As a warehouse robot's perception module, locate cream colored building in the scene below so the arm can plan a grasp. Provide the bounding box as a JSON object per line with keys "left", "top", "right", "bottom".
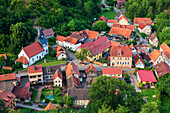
{"left": 53, "top": 70, "right": 62, "bottom": 87}
{"left": 102, "top": 68, "right": 123, "bottom": 78}
{"left": 119, "top": 15, "right": 130, "bottom": 25}
{"left": 138, "top": 23, "right": 151, "bottom": 35}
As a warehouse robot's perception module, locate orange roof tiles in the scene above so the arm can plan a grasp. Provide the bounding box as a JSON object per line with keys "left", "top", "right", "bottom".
{"left": 129, "top": 43, "right": 134, "bottom": 49}
{"left": 3, "top": 66, "right": 12, "bottom": 70}
{"left": 44, "top": 102, "right": 56, "bottom": 111}
{"left": 0, "top": 73, "right": 16, "bottom": 82}
{"left": 155, "top": 62, "right": 170, "bottom": 78}
{"left": 53, "top": 70, "right": 62, "bottom": 80}
{"left": 85, "top": 64, "right": 97, "bottom": 74}
{"left": 65, "top": 62, "right": 80, "bottom": 78}
{"left": 134, "top": 53, "right": 145, "bottom": 66}
{"left": 134, "top": 18, "right": 151, "bottom": 25}
{"left": 162, "top": 47, "right": 170, "bottom": 59}
{"left": 64, "top": 36, "right": 78, "bottom": 44}
{"left": 28, "top": 65, "right": 42, "bottom": 74}
{"left": 160, "top": 43, "right": 169, "bottom": 51}
{"left": 119, "top": 15, "right": 128, "bottom": 22}
{"left": 23, "top": 42, "right": 44, "bottom": 58}
{"left": 98, "top": 15, "right": 107, "bottom": 22}
{"left": 107, "top": 19, "right": 117, "bottom": 23}
{"left": 15, "top": 56, "right": 29, "bottom": 65}
{"left": 42, "top": 28, "right": 54, "bottom": 37}
{"left": 56, "top": 51, "right": 67, "bottom": 57}
{"left": 113, "top": 24, "right": 134, "bottom": 30}
{"left": 85, "top": 30, "right": 99, "bottom": 39}
{"left": 109, "top": 27, "right": 132, "bottom": 37}
{"left": 102, "top": 68, "right": 122, "bottom": 75}
{"left": 138, "top": 23, "right": 147, "bottom": 30}
{"left": 150, "top": 49, "right": 161, "bottom": 61}
{"left": 0, "top": 90, "right": 16, "bottom": 107}
{"left": 56, "top": 35, "right": 65, "bottom": 42}
{"left": 110, "top": 41, "right": 120, "bottom": 47}
{"left": 56, "top": 45, "right": 66, "bottom": 53}
{"left": 110, "top": 46, "right": 132, "bottom": 57}
{"left": 0, "top": 54, "right": 7, "bottom": 59}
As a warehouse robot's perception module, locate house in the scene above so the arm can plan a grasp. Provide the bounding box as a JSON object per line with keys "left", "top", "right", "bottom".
{"left": 110, "top": 46, "right": 132, "bottom": 68}
{"left": 102, "top": 68, "right": 122, "bottom": 78}
{"left": 28, "top": 65, "right": 43, "bottom": 84}
{"left": 114, "top": 12, "right": 122, "bottom": 20}
{"left": 85, "top": 64, "right": 97, "bottom": 85}
{"left": 118, "top": 15, "right": 130, "bottom": 25}
{"left": 109, "top": 27, "right": 133, "bottom": 40}
{"left": 16, "top": 29, "right": 48, "bottom": 68}
{"left": 110, "top": 40, "right": 121, "bottom": 47}
{"left": 138, "top": 23, "right": 151, "bottom": 35}
{"left": 0, "top": 90, "right": 16, "bottom": 111}
{"left": 53, "top": 70, "right": 63, "bottom": 87}
{"left": 98, "top": 15, "right": 107, "bottom": 23}
{"left": 134, "top": 45, "right": 150, "bottom": 53}
{"left": 160, "top": 43, "right": 169, "bottom": 52}
{"left": 143, "top": 53, "right": 153, "bottom": 67}
{"left": 42, "top": 65, "right": 61, "bottom": 83}
{"left": 0, "top": 73, "right": 16, "bottom": 91}
{"left": 85, "top": 30, "right": 100, "bottom": 40}
{"left": 69, "top": 30, "right": 88, "bottom": 42}
{"left": 134, "top": 53, "right": 145, "bottom": 68}
{"left": 56, "top": 35, "right": 65, "bottom": 46}
{"left": 56, "top": 45, "right": 67, "bottom": 60}
{"left": 137, "top": 70, "right": 157, "bottom": 87}
{"left": 66, "top": 62, "right": 81, "bottom": 88}
{"left": 134, "top": 18, "right": 151, "bottom": 25}
{"left": 44, "top": 102, "right": 56, "bottom": 111}
{"left": 63, "top": 36, "right": 81, "bottom": 51}
{"left": 42, "top": 28, "right": 55, "bottom": 39}
{"left": 67, "top": 89, "right": 89, "bottom": 106}
{"left": 154, "top": 62, "right": 170, "bottom": 78}
{"left": 116, "top": 0, "right": 126, "bottom": 8}
{"left": 12, "top": 86, "right": 32, "bottom": 102}
{"left": 162, "top": 47, "right": 170, "bottom": 66}
{"left": 107, "top": 19, "right": 117, "bottom": 27}
{"left": 149, "top": 32, "right": 159, "bottom": 47}
{"left": 112, "top": 24, "right": 134, "bottom": 30}
{"left": 129, "top": 44, "right": 138, "bottom": 56}
{"left": 150, "top": 49, "right": 164, "bottom": 65}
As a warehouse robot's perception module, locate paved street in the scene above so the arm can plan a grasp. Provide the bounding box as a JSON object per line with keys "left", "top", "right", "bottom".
{"left": 129, "top": 73, "right": 141, "bottom": 92}
{"left": 102, "top": 0, "right": 110, "bottom": 8}
{"left": 16, "top": 103, "right": 44, "bottom": 111}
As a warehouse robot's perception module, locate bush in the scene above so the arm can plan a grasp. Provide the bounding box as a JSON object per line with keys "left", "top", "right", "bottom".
{"left": 103, "top": 8, "right": 108, "bottom": 12}
{"left": 2, "top": 69, "right": 12, "bottom": 74}
{"left": 15, "top": 62, "right": 22, "bottom": 69}
{"left": 61, "top": 58, "right": 67, "bottom": 61}
{"left": 50, "top": 50, "right": 56, "bottom": 57}
{"left": 124, "top": 73, "right": 130, "bottom": 80}
{"left": 141, "top": 33, "right": 146, "bottom": 38}
{"left": 45, "top": 98, "right": 50, "bottom": 103}
{"left": 138, "top": 82, "right": 143, "bottom": 88}
{"left": 41, "top": 94, "right": 45, "bottom": 99}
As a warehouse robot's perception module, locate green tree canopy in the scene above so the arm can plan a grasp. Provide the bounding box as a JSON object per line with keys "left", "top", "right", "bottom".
{"left": 93, "top": 20, "right": 108, "bottom": 31}
{"left": 139, "top": 102, "right": 159, "bottom": 113}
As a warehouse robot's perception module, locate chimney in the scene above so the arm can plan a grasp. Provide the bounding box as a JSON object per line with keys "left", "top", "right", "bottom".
{"left": 38, "top": 27, "right": 41, "bottom": 37}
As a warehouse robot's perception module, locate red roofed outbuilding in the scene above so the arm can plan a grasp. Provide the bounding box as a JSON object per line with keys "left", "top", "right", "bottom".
{"left": 42, "top": 28, "right": 55, "bottom": 39}
{"left": 102, "top": 68, "right": 122, "bottom": 78}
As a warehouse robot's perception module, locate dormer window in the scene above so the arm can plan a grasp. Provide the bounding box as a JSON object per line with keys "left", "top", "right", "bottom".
{"left": 96, "top": 50, "right": 97, "bottom": 52}
{"left": 99, "top": 49, "right": 100, "bottom": 51}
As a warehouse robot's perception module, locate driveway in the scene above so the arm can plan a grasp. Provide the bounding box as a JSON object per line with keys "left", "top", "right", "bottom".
{"left": 16, "top": 103, "right": 44, "bottom": 111}
{"left": 102, "top": 0, "right": 110, "bottom": 8}
{"left": 129, "top": 73, "right": 141, "bottom": 92}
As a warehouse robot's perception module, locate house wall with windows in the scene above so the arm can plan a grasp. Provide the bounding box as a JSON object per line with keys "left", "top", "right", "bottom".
{"left": 103, "top": 74, "right": 122, "bottom": 78}
{"left": 53, "top": 77, "right": 62, "bottom": 87}
{"left": 87, "top": 52, "right": 102, "bottom": 61}
{"left": 63, "top": 41, "right": 81, "bottom": 51}
{"left": 45, "top": 34, "right": 54, "bottom": 39}
{"left": 74, "top": 100, "right": 89, "bottom": 106}
{"left": 138, "top": 26, "right": 151, "bottom": 35}
{"left": 119, "top": 18, "right": 130, "bottom": 25}
{"left": 153, "top": 56, "right": 164, "bottom": 65}
{"left": 29, "top": 72, "right": 43, "bottom": 84}
{"left": 110, "top": 56, "right": 132, "bottom": 68}
{"left": 56, "top": 40, "right": 64, "bottom": 46}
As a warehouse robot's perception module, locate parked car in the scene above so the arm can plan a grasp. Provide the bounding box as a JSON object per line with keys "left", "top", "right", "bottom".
{"left": 68, "top": 57, "right": 72, "bottom": 61}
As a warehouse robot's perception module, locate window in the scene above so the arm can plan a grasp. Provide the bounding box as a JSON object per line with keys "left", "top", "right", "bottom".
{"left": 38, "top": 75, "right": 41, "bottom": 77}
{"left": 46, "top": 76, "right": 48, "bottom": 78}
{"left": 38, "top": 79, "right": 41, "bottom": 81}
{"left": 118, "top": 75, "right": 120, "bottom": 76}
{"left": 125, "top": 62, "right": 126, "bottom": 65}
{"left": 32, "top": 58, "right": 34, "bottom": 61}
{"left": 120, "top": 58, "right": 122, "bottom": 60}
{"left": 113, "top": 58, "right": 114, "bottom": 60}
{"left": 56, "top": 81, "right": 57, "bottom": 83}
{"left": 59, "top": 84, "right": 60, "bottom": 86}
{"left": 117, "top": 62, "right": 119, "bottom": 64}
{"left": 120, "top": 62, "right": 121, "bottom": 64}
{"left": 127, "top": 62, "right": 129, "bottom": 65}
{"left": 122, "top": 62, "right": 124, "bottom": 64}
{"left": 42, "top": 53, "right": 43, "bottom": 56}
{"left": 118, "top": 57, "right": 119, "bottom": 60}
{"left": 46, "top": 49, "right": 48, "bottom": 53}
{"left": 59, "top": 81, "right": 60, "bottom": 83}
{"left": 37, "top": 56, "right": 38, "bottom": 59}
{"left": 125, "top": 58, "right": 127, "bottom": 60}
{"left": 99, "top": 49, "right": 100, "bottom": 51}
{"left": 96, "top": 50, "right": 97, "bottom": 52}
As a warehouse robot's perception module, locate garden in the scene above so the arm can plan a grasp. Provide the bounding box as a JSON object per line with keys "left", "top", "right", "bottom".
{"left": 40, "top": 87, "right": 62, "bottom": 105}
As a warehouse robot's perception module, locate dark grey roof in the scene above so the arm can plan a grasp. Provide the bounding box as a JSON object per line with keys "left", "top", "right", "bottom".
{"left": 35, "top": 28, "right": 48, "bottom": 46}
{"left": 42, "top": 65, "right": 61, "bottom": 75}
{"left": 67, "top": 88, "right": 88, "bottom": 100}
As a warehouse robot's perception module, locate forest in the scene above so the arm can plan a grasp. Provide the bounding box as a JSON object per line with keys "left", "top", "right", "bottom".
{"left": 0, "top": 0, "right": 101, "bottom": 54}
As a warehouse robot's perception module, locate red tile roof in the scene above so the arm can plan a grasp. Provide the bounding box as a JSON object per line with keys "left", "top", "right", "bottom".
{"left": 3, "top": 66, "right": 12, "bottom": 70}
{"left": 23, "top": 42, "right": 44, "bottom": 58}
{"left": 56, "top": 45, "right": 66, "bottom": 53}
{"left": 98, "top": 15, "right": 107, "bottom": 22}
{"left": 160, "top": 43, "right": 169, "bottom": 51}
{"left": 112, "top": 24, "right": 134, "bottom": 30}
{"left": 134, "top": 18, "right": 151, "bottom": 25}
{"left": 137, "top": 70, "right": 157, "bottom": 82}
{"left": 56, "top": 35, "right": 65, "bottom": 42}
{"left": 144, "top": 53, "right": 152, "bottom": 62}
{"left": 0, "top": 54, "right": 7, "bottom": 59}
{"left": 117, "top": 0, "right": 126, "bottom": 4}
{"left": 64, "top": 36, "right": 78, "bottom": 44}
{"left": 56, "top": 51, "right": 67, "bottom": 57}
{"left": 42, "top": 28, "right": 54, "bottom": 37}
{"left": 78, "top": 41, "right": 93, "bottom": 49}
{"left": 44, "top": 102, "right": 56, "bottom": 111}
{"left": 93, "top": 35, "right": 107, "bottom": 46}
{"left": 65, "top": 62, "right": 80, "bottom": 78}
{"left": 150, "top": 49, "right": 161, "bottom": 62}
{"left": 135, "top": 45, "right": 149, "bottom": 48}
{"left": 119, "top": 15, "right": 128, "bottom": 22}
{"left": 15, "top": 56, "right": 29, "bottom": 65}
{"left": 155, "top": 62, "right": 170, "bottom": 78}
{"left": 102, "top": 68, "right": 122, "bottom": 75}
{"left": 129, "top": 43, "right": 134, "bottom": 49}
{"left": 110, "top": 46, "right": 132, "bottom": 57}
{"left": 138, "top": 23, "right": 147, "bottom": 30}
{"left": 110, "top": 40, "right": 120, "bottom": 47}
{"left": 12, "top": 86, "right": 32, "bottom": 100}
{"left": 162, "top": 47, "right": 170, "bottom": 59}
{"left": 107, "top": 19, "right": 117, "bottom": 23}
{"left": 53, "top": 70, "right": 62, "bottom": 80}
{"left": 0, "top": 90, "right": 16, "bottom": 107}
{"left": 85, "top": 64, "right": 97, "bottom": 74}
{"left": 0, "top": 73, "right": 16, "bottom": 82}
{"left": 28, "top": 65, "right": 42, "bottom": 74}
{"left": 134, "top": 53, "right": 145, "bottom": 66}
{"left": 85, "top": 30, "right": 99, "bottom": 39}
{"left": 109, "top": 27, "right": 132, "bottom": 37}
{"left": 67, "top": 75, "right": 81, "bottom": 89}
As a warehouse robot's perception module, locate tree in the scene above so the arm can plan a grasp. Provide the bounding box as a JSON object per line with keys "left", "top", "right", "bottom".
{"left": 158, "top": 27, "right": 170, "bottom": 44}
{"left": 123, "top": 73, "right": 130, "bottom": 80}
{"left": 98, "top": 104, "right": 114, "bottom": 113}
{"left": 140, "top": 102, "right": 159, "bottom": 113}
{"left": 93, "top": 20, "right": 108, "bottom": 31}
{"left": 138, "top": 82, "right": 143, "bottom": 88}
{"left": 0, "top": 99, "right": 7, "bottom": 112}
{"left": 87, "top": 76, "right": 144, "bottom": 112}
{"left": 75, "top": 48, "right": 92, "bottom": 63}
{"left": 63, "top": 94, "right": 67, "bottom": 104}
{"left": 66, "top": 96, "right": 74, "bottom": 108}
{"left": 2, "top": 69, "right": 12, "bottom": 74}
{"left": 0, "top": 56, "right": 5, "bottom": 68}
{"left": 115, "top": 104, "right": 129, "bottom": 113}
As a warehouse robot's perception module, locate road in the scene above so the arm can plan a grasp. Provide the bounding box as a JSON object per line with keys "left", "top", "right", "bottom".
{"left": 129, "top": 73, "right": 141, "bottom": 92}
{"left": 16, "top": 103, "right": 44, "bottom": 111}
{"left": 102, "top": 0, "right": 110, "bottom": 8}
{"left": 135, "top": 29, "right": 153, "bottom": 52}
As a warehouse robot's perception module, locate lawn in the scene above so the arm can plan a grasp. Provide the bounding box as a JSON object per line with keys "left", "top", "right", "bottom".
{"left": 141, "top": 89, "right": 158, "bottom": 102}
{"left": 30, "top": 90, "right": 38, "bottom": 102}
{"left": 161, "top": 94, "right": 170, "bottom": 113}
{"left": 101, "top": 11, "right": 117, "bottom": 19}
{"left": 36, "top": 60, "right": 66, "bottom": 67}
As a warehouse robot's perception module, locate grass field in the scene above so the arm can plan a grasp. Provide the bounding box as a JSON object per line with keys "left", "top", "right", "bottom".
{"left": 30, "top": 90, "right": 38, "bottom": 102}
{"left": 36, "top": 60, "right": 66, "bottom": 67}
{"left": 141, "top": 89, "right": 158, "bottom": 102}
{"left": 161, "top": 94, "right": 170, "bottom": 113}
{"left": 101, "top": 11, "right": 117, "bottom": 19}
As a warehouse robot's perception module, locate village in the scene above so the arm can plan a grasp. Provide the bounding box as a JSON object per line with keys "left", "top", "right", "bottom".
{"left": 0, "top": 0, "right": 170, "bottom": 112}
